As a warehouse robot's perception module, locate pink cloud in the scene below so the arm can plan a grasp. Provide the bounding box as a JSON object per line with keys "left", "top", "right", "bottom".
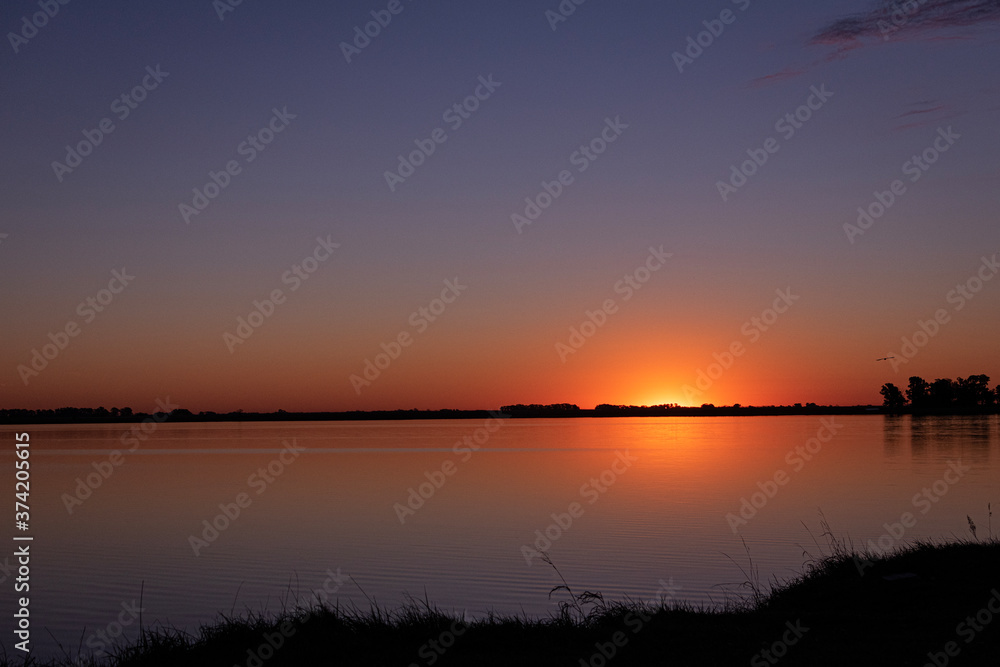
{"left": 750, "top": 66, "right": 808, "bottom": 88}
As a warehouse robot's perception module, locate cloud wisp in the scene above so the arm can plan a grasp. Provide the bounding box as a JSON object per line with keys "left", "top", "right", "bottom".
{"left": 753, "top": 0, "right": 1000, "bottom": 87}
{"left": 812, "top": 0, "right": 1000, "bottom": 45}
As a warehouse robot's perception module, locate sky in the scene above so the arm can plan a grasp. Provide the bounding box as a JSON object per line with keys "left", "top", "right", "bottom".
{"left": 1, "top": 0, "right": 999, "bottom": 412}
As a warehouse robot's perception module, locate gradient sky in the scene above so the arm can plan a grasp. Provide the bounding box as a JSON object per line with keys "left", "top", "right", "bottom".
{"left": 2, "top": 0, "right": 999, "bottom": 411}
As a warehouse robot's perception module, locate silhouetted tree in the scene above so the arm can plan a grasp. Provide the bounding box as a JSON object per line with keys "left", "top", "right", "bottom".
{"left": 955, "top": 374, "right": 992, "bottom": 409}
{"left": 880, "top": 383, "right": 906, "bottom": 412}
{"left": 906, "top": 376, "right": 930, "bottom": 412}
{"left": 929, "top": 378, "right": 955, "bottom": 411}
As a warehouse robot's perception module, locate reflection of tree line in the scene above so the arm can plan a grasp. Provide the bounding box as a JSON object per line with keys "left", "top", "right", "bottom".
{"left": 883, "top": 412, "right": 994, "bottom": 464}
{"left": 880, "top": 374, "right": 998, "bottom": 414}
{"left": 880, "top": 374, "right": 996, "bottom": 466}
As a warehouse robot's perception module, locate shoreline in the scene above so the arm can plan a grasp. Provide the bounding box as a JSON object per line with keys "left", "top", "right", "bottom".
{"left": 8, "top": 536, "right": 999, "bottom": 666}
{"left": 7, "top": 404, "right": 1000, "bottom": 426}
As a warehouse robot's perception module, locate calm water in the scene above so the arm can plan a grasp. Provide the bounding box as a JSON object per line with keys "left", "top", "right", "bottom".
{"left": 3, "top": 415, "right": 998, "bottom": 659}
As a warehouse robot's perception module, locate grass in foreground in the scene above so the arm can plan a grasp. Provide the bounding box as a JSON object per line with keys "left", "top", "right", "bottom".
{"left": 6, "top": 534, "right": 1000, "bottom": 666}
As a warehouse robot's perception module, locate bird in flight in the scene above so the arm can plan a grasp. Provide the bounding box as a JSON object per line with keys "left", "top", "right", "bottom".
{"left": 875, "top": 356, "right": 895, "bottom": 361}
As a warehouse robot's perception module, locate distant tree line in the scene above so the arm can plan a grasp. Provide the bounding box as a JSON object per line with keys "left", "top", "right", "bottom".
{"left": 879, "top": 375, "right": 999, "bottom": 413}
{"left": 499, "top": 403, "right": 581, "bottom": 416}
{"left": 591, "top": 403, "right": 857, "bottom": 417}
{"left": 596, "top": 403, "right": 681, "bottom": 410}
{"left": 0, "top": 406, "right": 147, "bottom": 424}
{"left": 0, "top": 407, "right": 497, "bottom": 425}
{"left": 2, "top": 402, "right": 894, "bottom": 424}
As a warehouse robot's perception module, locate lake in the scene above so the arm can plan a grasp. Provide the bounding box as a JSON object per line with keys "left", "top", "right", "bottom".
{"left": 5, "top": 415, "right": 998, "bottom": 660}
